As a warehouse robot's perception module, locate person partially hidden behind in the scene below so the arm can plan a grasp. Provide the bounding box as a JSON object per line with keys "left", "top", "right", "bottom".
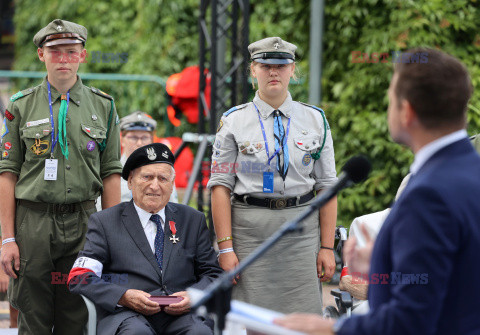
{"left": 275, "top": 48, "right": 480, "bottom": 334}
{"left": 68, "top": 143, "right": 223, "bottom": 335}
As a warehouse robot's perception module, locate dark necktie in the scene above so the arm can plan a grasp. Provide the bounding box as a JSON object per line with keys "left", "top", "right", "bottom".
{"left": 150, "top": 214, "right": 164, "bottom": 270}
{"left": 273, "top": 110, "right": 289, "bottom": 180}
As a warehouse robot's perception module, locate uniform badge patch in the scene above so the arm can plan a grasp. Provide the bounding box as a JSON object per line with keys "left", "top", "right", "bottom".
{"left": 146, "top": 147, "right": 157, "bottom": 160}
{"left": 4, "top": 110, "right": 14, "bottom": 121}
{"left": 302, "top": 153, "right": 312, "bottom": 166}
{"left": 1, "top": 120, "right": 8, "bottom": 138}
{"left": 9, "top": 91, "right": 24, "bottom": 102}
{"left": 2, "top": 151, "right": 9, "bottom": 159}
{"left": 86, "top": 141, "right": 96, "bottom": 152}
{"left": 26, "top": 118, "right": 49, "bottom": 128}
{"left": 214, "top": 140, "right": 222, "bottom": 149}
{"left": 30, "top": 139, "right": 50, "bottom": 155}
{"left": 4, "top": 142, "right": 12, "bottom": 150}
{"left": 216, "top": 120, "right": 223, "bottom": 132}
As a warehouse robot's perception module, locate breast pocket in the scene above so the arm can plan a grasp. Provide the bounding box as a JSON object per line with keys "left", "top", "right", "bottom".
{"left": 80, "top": 124, "right": 107, "bottom": 155}
{"left": 21, "top": 125, "right": 52, "bottom": 158}
{"left": 293, "top": 136, "right": 322, "bottom": 174}
{"left": 237, "top": 140, "right": 268, "bottom": 174}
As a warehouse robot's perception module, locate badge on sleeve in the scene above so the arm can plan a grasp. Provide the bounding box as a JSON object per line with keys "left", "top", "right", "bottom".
{"left": 4, "top": 110, "right": 14, "bottom": 121}
{"left": 4, "top": 142, "right": 12, "bottom": 150}
{"left": 216, "top": 120, "right": 223, "bottom": 132}
{"left": 1, "top": 120, "right": 8, "bottom": 138}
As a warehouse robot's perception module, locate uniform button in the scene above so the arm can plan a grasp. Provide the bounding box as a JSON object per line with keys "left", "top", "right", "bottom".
{"left": 67, "top": 141, "right": 70, "bottom": 146}
{"left": 67, "top": 188, "right": 71, "bottom": 193}
{"left": 280, "top": 191, "right": 284, "bottom": 195}
{"left": 66, "top": 165, "right": 71, "bottom": 170}
{"left": 63, "top": 214, "right": 67, "bottom": 218}
{"left": 66, "top": 118, "right": 70, "bottom": 123}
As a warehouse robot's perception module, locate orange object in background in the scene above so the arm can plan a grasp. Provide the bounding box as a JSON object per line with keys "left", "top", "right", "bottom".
{"left": 154, "top": 136, "right": 194, "bottom": 188}
{"left": 166, "top": 66, "right": 211, "bottom": 126}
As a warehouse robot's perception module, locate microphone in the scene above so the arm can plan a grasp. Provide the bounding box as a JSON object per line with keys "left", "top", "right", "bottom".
{"left": 189, "top": 156, "right": 371, "bottom": 312}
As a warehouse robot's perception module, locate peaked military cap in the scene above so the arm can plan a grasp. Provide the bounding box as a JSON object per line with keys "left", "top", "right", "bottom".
{"left": 122, "top": 143, "right": 175, "bottom": 180}
{"left": 248, "top": 37, "right": 297, "bottom": 64}
{"left": 119, "top": 111, "right": 157, "bottom": 132}
{"left": 34, "top": 19, "right": 87, "bottom": 47}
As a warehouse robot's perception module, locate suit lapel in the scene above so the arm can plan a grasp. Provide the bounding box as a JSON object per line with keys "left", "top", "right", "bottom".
{"left": 121, "top": 201, "right": 163, "bottom": 279}
{"left": 162, "top": 203, "right": 178, "bottom": 273}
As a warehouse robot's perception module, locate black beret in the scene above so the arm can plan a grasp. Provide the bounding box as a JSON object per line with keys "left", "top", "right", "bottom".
{"left": 122, "top": 143, "right": 175, "bottom": 180}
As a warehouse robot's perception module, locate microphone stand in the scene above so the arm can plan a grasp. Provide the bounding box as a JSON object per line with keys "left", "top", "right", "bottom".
{"left": 192, "top": 177, "right": 352, "bottom": 335}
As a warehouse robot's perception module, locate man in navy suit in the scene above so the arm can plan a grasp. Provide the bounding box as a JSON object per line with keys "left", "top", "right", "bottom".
{"left": 276, "top": 48, "right": 480, "bottom": 334}
{"left": 69, "top": 143, "right": 223, "bottom": 334}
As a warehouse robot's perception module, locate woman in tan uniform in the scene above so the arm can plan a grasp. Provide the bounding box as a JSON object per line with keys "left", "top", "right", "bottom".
{"left": 207, "top": 37, "right": 338, "bottom": 314}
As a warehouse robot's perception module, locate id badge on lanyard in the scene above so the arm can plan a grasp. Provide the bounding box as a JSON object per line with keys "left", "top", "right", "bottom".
{"left": 253, "top": 103, "right": 290, "bottom": 193}
{"left": 44, "top": 82, "right": 68, "bottom": 181}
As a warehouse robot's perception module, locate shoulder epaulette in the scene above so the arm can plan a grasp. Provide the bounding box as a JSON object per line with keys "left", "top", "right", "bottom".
{"left": 299, "top": 102, "right": 325, "bottom": 114}
{"left": 90, "top": 87, "right": 114, "bottom": 101}
{"left": 223, "top": 103, "right": 247, "bottom": 117}
{"left": 299, "top": 102, "right": 330, "bottom": 130}
{"left": 9, "top": 88, "right": 35, "bottom": 102}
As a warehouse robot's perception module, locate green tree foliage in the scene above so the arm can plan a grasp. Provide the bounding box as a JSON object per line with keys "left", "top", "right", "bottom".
{"left": 12, "top": 0, "right": 480, "bottom": 227}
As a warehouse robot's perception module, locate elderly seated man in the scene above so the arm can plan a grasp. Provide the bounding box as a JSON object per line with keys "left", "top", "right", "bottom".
{"left": 68, "top": 143, "right": 223, "bottom": 335}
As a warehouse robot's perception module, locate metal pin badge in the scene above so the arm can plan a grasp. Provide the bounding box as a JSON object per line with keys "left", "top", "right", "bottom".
{"left": 92, "top": 115, "right": 98, "bottom": 121}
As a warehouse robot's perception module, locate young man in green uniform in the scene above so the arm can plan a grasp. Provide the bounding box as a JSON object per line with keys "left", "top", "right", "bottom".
{"left": 0, "top": 19, "right": 122, "bottom": 334}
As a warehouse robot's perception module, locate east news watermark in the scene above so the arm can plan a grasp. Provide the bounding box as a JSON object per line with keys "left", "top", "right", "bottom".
{"left": 351, "top": 51, "right": 429, "bottom": 64}
{"left": 49, "top": 51, "right": 129, "bottom": 64}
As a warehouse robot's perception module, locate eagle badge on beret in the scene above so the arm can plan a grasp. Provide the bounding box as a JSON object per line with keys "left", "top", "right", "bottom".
{"left": 146, "top": 147, "right": 157, "bottom": 160}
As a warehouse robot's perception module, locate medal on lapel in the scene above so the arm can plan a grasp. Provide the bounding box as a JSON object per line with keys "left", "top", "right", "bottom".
{"left": 169, "top": 221, "right": 179, "bottom": 244}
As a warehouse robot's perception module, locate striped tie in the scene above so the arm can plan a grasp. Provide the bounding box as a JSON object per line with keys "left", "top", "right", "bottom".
{"left": 273, "top": 110, "right": 289, "bottom": 180}
{"left": 150, "top": 214, "right": 164, "bottom": 269}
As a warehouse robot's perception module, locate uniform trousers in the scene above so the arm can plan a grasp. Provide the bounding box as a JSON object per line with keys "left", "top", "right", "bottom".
{"left": 9, "top": 201, "right": 95, "bottom": 334}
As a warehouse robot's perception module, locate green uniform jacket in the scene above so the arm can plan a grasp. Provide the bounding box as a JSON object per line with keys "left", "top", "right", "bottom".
{"left": 0, "top": 76, "right": 122, "bottom": 204}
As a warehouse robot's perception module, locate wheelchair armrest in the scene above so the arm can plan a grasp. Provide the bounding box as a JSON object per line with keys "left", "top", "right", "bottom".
{"left": 329, "top": 288, "right": 353, "bottom": 308}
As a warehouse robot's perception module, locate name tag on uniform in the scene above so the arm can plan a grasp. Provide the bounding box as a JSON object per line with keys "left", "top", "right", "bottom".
{"left": 263, "top": 171, "right": 274, "bottom": 193}
{"left": 44, "top": 159, "right": 58, "bottom": 181}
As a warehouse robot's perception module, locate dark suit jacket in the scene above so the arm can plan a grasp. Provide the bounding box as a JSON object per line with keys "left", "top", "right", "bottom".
{"left": 69, "top": 201, "right": 223, "bottom": 335}
{"left": 340, "top": 138, "right": 480, "bottom": 335}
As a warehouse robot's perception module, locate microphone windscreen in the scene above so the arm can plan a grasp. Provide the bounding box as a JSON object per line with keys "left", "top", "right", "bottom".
{"left": 342, "top": 155, "right": 371, "bottom": 183}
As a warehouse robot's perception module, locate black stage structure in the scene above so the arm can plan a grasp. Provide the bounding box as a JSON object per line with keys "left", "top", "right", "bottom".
{"left": 180, "top": 0, "right": 250, "bottom": 240}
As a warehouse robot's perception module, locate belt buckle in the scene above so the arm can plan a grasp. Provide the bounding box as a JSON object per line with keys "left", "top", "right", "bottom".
{"left": 271, "top": 198, "right": 287, "bottom": 209}
{"left": 58, "top": 204, "right": 73, "bottom": 213}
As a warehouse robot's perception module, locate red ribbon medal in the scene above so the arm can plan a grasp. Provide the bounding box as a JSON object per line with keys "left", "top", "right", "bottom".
{"left": 169, "top": 221, "right": 179, "bottom": 244}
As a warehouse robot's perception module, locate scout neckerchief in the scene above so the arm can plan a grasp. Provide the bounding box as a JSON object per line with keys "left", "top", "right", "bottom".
{"left": 47, "top": 82, "right": 70, "bottom": 160}
{"left": 253, "top": 103, "right": 291, "bottom": 192}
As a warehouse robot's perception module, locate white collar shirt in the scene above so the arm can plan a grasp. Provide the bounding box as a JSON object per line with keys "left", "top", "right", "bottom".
{"left": 410, "top": 129, "right": 467, "bottom": 175}
{"left": 133, "top": 201, "right": 166, "bottom": 254}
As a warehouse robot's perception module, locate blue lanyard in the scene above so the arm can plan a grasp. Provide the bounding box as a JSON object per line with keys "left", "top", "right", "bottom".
{"left": 253, "top": 102, "right": 291, "bottom": 166}
{"left": 47, "top": 82, "right": 69, "bottom": 156}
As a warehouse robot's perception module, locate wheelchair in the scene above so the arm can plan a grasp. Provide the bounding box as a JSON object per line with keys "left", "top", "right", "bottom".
{"left": 322, "top": 226, "right": 354, "bottom": 319}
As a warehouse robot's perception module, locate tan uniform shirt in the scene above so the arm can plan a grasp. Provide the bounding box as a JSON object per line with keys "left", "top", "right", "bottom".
{"left": 207, "top": 91, "right": 337, "bottom": 197}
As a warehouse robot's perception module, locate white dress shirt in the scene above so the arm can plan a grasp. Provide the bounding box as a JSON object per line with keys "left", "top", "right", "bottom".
{"left": 133, "top": 202, "right": 166, "bottom": 254}
{"left": 410, "top": 129, "right": 467, "bottom": 175}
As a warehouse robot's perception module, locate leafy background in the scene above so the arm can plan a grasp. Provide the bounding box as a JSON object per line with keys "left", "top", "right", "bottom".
{"left": 11, "top": 0, "right": 480, "bottom": 228}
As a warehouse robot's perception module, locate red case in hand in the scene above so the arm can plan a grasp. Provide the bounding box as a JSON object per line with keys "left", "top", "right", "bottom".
{"left": 148, "top": 296, "right": 184, "bottom": 306}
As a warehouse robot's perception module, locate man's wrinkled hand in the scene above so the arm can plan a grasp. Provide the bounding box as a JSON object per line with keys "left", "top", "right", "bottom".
{"left": 118, "top": 289, "right": 161, "bottom": 315}
{"left": 164, "top": 291, "right": 190, "bottom": 316}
